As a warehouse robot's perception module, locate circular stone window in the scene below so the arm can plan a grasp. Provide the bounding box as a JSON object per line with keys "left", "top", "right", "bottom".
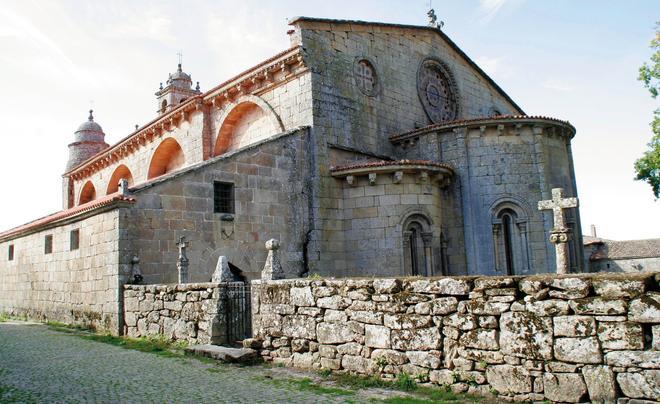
{"left": 417, "top": 59, "right": 458, "bottom": 123}
{"left": 354, "top": 58, "right": 378, "bottom": 96}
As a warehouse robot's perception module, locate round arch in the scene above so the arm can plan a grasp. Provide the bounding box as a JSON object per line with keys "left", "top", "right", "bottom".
{"left": 213, "top": 95, "right": 284, "bottom": 156}
{"left": 79, "top": 181, "right": 96, "bottom": 205}
{"left": 106, "top": 164, "right": 134, "bottom": 194}
{"left": 148, "top": 137, "right": 185, "bottom": 180}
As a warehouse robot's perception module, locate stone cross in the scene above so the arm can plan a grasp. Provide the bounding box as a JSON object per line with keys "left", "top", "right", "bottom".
{"left": 538, "top": 188, "right": 579, "bottom": 274}
{"left": 212, "top": 255, "right": 233, "bottom": 283}
{"left": 176, "top": 236, "right": 190, "bottom": 284}
{"left": 261, "top": 239, "right": 284, "bottom": 281}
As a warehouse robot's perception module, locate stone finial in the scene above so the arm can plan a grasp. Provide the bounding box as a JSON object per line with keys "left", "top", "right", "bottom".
{"left": 176, "top": 236, "right": 190, "bottom": 284}
{"left": 212, "top": 255, "right": 233, "bottom": 283}
{"left": 195, "top": 81, "right": 200, "bottom": 91}
{"left": 262, "top": 239, "right": 284, "bottom": 281}
{"left": 119, "top": 178, "right": 130, "bottom": 196}
{"left": 88, "top": 109, "right": 94, "bottom": 121}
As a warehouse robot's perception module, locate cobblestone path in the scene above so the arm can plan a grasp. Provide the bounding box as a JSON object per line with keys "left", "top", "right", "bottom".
{"left": 0, "top": 322, "right": 360, "bottom": 403}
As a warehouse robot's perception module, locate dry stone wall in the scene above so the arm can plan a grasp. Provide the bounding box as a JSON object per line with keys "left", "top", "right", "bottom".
{"left": 124, "top": 282, "right": 234, "bottom": 345}
{"left": 250, "top": 273, "right": 659, "bottom": 402}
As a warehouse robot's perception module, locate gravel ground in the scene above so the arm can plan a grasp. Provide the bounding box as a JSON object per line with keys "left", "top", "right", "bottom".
{"left": 0, "top": 322, "right": 360, "bottom": 403}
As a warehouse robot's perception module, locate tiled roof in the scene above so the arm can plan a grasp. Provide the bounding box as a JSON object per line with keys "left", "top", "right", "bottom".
{"left": 330, "top": 159, "right": 453, "bottom": 172}
{"left": 390, "top": 115, "right": 575, "bottom": 142}
{"left": 0, "top": 193, "right": 135, "bottom": 241}
{"left": 589, "top": 238, "right": 660, "bottom": 261}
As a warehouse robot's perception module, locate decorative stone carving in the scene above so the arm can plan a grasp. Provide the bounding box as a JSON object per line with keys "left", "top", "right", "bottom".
{"left": 261, "top": 239, "right": 284, "bottom": 281}
{"left": 211, "top": 256, "right": 233, "bottom": 283}
{"left": 417, "top": 58, "right": 458, "bottom": 123}
{"left": 537, "top": 188, "right": 579, "bottom": 274}
{"left": 176, "top": 236, "right": 189, "bottom": 284}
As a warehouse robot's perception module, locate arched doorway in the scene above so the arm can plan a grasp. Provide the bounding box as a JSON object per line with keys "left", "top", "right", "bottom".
{"left": 148, "top": 138, "right": 185, "bottom": 179}
{"left": 106, "top": 164, "right": 134, "bottom": 194}
{"left": 79, "top": 181, "right": 96, "bottom": 205}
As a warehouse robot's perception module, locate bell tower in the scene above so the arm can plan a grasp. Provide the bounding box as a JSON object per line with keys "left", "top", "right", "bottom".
{"left": 155, "top": 60, "right": 201, "bottom": 115}
{"left": 65, "top": 110, "right": 108, "bottom": 172}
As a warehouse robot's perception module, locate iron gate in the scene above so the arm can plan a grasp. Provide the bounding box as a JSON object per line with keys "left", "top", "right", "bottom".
{"left": 225, "top": 282, "right": 252, "bottom": 345}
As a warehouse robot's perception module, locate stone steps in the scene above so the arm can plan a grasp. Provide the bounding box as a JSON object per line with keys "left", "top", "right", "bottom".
{"left": 186, "top": 344, "right": 258, "bottom": 363}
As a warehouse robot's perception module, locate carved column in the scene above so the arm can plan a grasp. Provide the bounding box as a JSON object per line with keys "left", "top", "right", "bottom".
{"left": 517, "top": 221, "right": 530, "bottom": 273}
{"left": 402, "top": 231, "right": 412, "bottom": 276}
{"left": 492, "top": 224, "right": 501, "bottom": 273}
{"left": 262, "top": 239, "right": 284, "bottom": 281}
{"left": 421, "top": 232, "right": 434, "bottom": 276}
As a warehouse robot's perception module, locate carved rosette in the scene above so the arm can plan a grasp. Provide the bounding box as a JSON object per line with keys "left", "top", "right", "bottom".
{"left": 417, "top": 58, "right": 459, "bottom": 124}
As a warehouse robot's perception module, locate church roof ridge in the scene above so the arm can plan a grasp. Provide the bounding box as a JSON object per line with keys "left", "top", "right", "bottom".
{"left": 390, "top": 115, "right": 576, "bottom": 142}
{"left": 289, "top": 16, "right": 524, "bottom": 115}
{"left": 64, "top": 46, "right": 304, "bottom": 178}
{"left": 0, "top": 193, "right": 135, "bottom": 242}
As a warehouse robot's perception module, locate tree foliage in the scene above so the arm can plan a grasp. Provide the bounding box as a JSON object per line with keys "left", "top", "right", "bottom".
{"left": 635, "top": 22, "right": 660, "bottom": 198}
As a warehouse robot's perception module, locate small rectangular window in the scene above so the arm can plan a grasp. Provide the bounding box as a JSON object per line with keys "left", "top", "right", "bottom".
{"left": 70, "top": 229, "right": 80, "bottom": 251}
{"left": 44, "top": 235, "right": 53, "bottom": 254}
{"left": 8, "top": 245, "right": 14, "bottom": 261}
{"left": 214, "top": 182, "right": 235, "bottom": 214}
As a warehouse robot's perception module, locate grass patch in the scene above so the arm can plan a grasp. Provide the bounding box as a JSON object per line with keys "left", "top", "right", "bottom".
{"left": 0, "top": 313, "right": 9, "bottom": 323}
{"left": 46, "top": 322, "right": 188, "bottom": 359}
{"left": 292, "top": 378, "right": 355, "bottom": 396}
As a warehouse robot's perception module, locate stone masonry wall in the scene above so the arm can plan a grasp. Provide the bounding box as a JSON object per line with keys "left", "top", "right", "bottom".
{"left": 0, "top": 208, "right": 130, "bottom": 334}
{"left": 123, "top": 282, "right": 239, "bottom": 345}
{"left": 251, "top": 273, "right": 659, "bottom": 402}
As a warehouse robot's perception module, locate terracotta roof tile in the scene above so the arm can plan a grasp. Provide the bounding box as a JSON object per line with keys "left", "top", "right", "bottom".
{"left": 0, "top": 193, "right": 135, "bottom": 241}
{"left": 390, "top": 115, "right": 575, "bottom": 142}
{"left": 330, "top": 159, "right": 453, "bottom": 172}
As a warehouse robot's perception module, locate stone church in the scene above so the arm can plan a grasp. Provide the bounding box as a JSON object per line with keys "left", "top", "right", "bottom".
{"left": 0, "top": 17, "right": 583, "bottom": 331}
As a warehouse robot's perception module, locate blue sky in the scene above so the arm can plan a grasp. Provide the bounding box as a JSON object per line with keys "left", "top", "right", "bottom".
{"left": 0, "top": 0, "right": 658, "bottom": 239}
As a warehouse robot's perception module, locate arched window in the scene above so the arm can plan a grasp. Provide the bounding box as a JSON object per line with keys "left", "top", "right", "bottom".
{"left": 148, "top": 138, "right": 185, "bottom": 179}
{"left": 106, "top": 164, "right": 134, "bottom": 194}
{"left": 402, "top": 214, "right": 435, "bottom": 276}
{"left": 491, "top": 202, "right": 531, "bottom": 275}
{"left": 79, "top": 181, "right": 96, "bottom": 205}
{"left": 161, "top": 99, "right": 168, "bottom": 113}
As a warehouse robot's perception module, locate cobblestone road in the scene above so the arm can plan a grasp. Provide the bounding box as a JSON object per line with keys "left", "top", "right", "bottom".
{"left": 0, "top": 322, "right": 359, "bottom": 403}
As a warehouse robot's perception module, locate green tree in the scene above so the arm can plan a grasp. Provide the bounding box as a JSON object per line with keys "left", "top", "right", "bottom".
{"left": 635, "top": 22, "right": 660, "bottom": 198}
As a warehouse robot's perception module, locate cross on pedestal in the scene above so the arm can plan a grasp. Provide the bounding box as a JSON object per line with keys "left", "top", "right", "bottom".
{"left": 538, "top": 188, "right": 579, "bottom": 274}
{"left": 176, "top": 236, "right": 190, "bottom": 283}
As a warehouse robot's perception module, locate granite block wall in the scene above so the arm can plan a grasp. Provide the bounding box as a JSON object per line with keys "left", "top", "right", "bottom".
{"left": 0, "top": 208, "right": 131, "bottom": 334}
{"left": 250, "top": 273, "right": 659, "bottom": 402}
{"left": 123, "top": 282, "right": 235, "bottom": 345}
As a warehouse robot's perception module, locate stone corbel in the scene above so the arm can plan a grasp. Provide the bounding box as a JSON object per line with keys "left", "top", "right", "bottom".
{"left": 418, "top": 171, "right": 429, "bottom": 184}
{"left": 514, "top": 123, "right": 523, "bottom": 136}
{"left": 496, "top": 124, "right": 504, "bottom": 135}
{"left": 368, "top": 173, "right": 377, "bottom": 185}
{"left": 532, "top": 125, "right": 543, "bottom": 136}
{"left": 346, "top": 175, "right": 355, "bottom": 186}
{"left": 393, "top": 171, "right": 403, "bottom": 184}
{"left": 479, "top": 125, "right": 486, "bottom": 135}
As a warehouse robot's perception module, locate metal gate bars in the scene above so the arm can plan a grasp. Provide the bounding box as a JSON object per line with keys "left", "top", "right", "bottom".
{"left": 225, "top": 282, "right": 252, "bottom": 345}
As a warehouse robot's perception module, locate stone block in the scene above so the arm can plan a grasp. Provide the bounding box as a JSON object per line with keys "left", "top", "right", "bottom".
{"left": 373, "top": 279, "right": 401, "bottom": 294}
{"left": 593, "top": 278, "right": 647, "bottom": 298}
{"left": 324, "top": 309, "right": 347, "bottom": 322}
{"left": 569, "top": 297, "right": 627, "bottom": 315}
{"left": 320, "top": 357, "right": 341, "bottom": 370}
{"left": 605, "top": 351, "right": 659, "bottom": 369}
{"left": 582, "top": 365, "right": 617, "bottom": 402}
{"left": 412, "top": 278, "right": 470, "bottom": 295}
{"left": 316, "top": 295, "right": 351, "bottom": 310}
{"left": 459, "top": 329, "right": 499, "bottom": 350}
{"left": 598, "top": 322, "right": 644, "bottom": 350}
{"left": 429, "top": 369, "right": 454, "bottom": 385}
{"left": 383, "top": 314, "right": 433, "bottom": 330}
{"left": 458, "top": 348, "right": 504, "bottom": 364}
{"left": 391, "top": 327, "right": 441, "bottom": 351}
{"left": 549, "top": 278, "right": 591, "bottom": 299}
{"left": 617, "top": 370, "right": 660, "bottom": 400}
{"left": 500, "top": 312, "right": 553, "bottom": 360}
{"left": 337, "top": 342, "right": 362, "bottom": 356}
{"left": 349, "top": 310, "right": 383, "bottom": 324}
{"left": 543, "top": 373, "right": 587, "bottom": 403}
{"left": 629, "top": 293, "right": 660, "bottom": 323}
{"left": 553, "top": 315, "right": 596, "bottom": 337}
{"left": 365, "top": 324, "right": 391, "bottom": 348}
{"left": 525, "top": 299, "right": 570, "bottom": 316}
{"left": 372, "top": 349, "right": 408, "bottom": 365}
{"left": 430, "top": 297, "right": 459, "bottom": 315}
{"left": 485, "top": 365, "right": 532, "bottom": 394}
{"left": 443, "top": 313, "right": 477, "bottom": 330}
{"left": 316, "top": 321, "right": 361, "bottom": 344}
{"left": 290, "top": 286, "right": 314, "bottom": 307}
{"left": 464, "top": 299, "right": 510, "bottom": 315}
{"left": 292, "top": 352, "right": 319, "bottom": 369}
{"left": 341, "top": 355, "right": 378, "bottom": 374}
{"left": 654, "top": 325, "right": 660, "bottom": 350}
{"left": 554, "top": 337, "right": 602, "bottom": 364}
{"left": 473, "top": 277, "right": 514, "bottom": 291}
{"left": 406, "top": 350, "right": 442, "bottom": 369}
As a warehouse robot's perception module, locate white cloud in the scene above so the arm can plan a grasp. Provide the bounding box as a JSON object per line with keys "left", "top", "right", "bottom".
{"left": 478, "top": 0, "right": 524, "bottom": 23}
